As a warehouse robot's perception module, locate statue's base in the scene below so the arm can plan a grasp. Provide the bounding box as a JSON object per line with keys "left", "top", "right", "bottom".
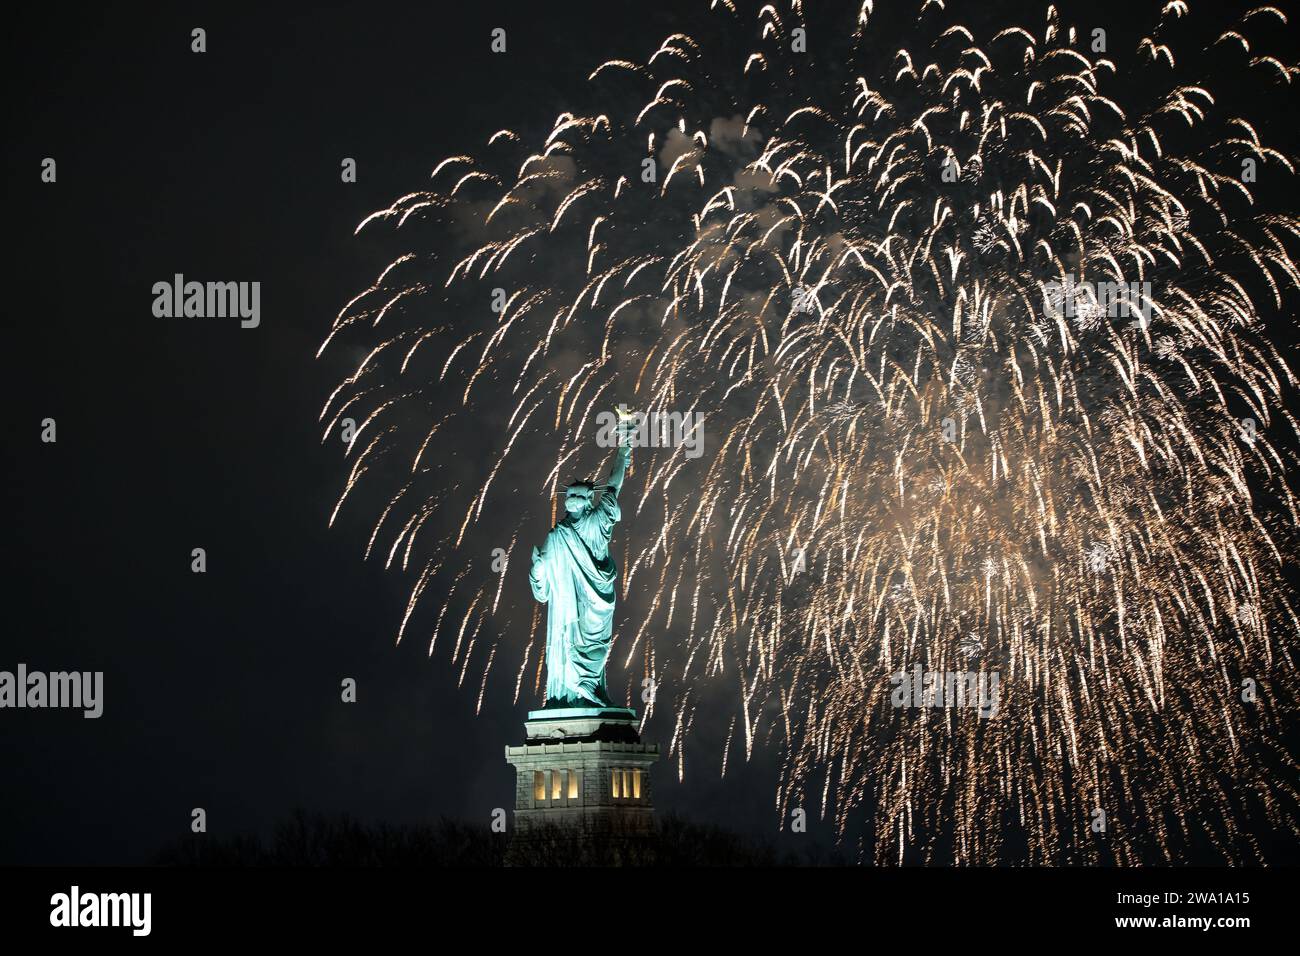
{"left": 505, "top": 706, "right": 659, "bottom": 840}
{"left": 524, "top": 706, "right": 638, "bottom": 742}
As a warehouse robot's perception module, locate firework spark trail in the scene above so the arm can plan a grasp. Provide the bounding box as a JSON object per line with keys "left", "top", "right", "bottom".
{"left": 321, "top": 0, "right": 1300, "bottom": 862}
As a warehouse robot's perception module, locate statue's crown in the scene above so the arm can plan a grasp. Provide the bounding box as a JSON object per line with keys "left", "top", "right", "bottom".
{"left": 559, "top": 479, "right": 609, "bottom": 498}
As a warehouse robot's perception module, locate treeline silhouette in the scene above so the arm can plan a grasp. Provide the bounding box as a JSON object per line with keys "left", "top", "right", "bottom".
{"left": 155, "top": 810, "right": 850, "bottom": 866}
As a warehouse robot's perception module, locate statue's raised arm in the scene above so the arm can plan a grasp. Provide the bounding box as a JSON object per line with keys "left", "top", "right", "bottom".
{"left": 603, "top": 436, "right": 632, "bottom": 498}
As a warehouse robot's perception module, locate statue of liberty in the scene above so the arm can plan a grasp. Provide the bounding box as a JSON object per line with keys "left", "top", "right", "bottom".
{"left": 528, "top": 418, "right": 632, "bottom": 709}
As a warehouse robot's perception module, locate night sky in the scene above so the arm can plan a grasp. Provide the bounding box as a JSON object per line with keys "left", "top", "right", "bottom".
{"left": 4, "top": 1, "right": 1298, "bottom": 867}
{"left": 3, "top": 1, "right": 796, "bottom": 866}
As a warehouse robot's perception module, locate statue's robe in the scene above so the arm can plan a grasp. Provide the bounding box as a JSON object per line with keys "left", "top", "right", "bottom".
{"left": 529, "top": 490, "right": 621, "bottom": 707}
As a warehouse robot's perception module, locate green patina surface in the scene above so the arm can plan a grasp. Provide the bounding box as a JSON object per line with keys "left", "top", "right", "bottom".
{"left": 528, "top": 434, "right": 632, "bottom": 707}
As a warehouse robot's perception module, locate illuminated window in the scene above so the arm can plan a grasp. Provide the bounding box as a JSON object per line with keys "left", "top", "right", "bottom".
{"left": 533, "top": 771, "right": 545, "bottom": 801}
{"left": 631, "top": 769, "right": 642, "bottom": 799}
{"left": 567, "top": 770, "right": 578, "bottom": 799}
{"left": 551, "top": 770, "right": 562, "bottom": 800}
{"left": 611, "top": 768, "right": 622, "bottom": 799}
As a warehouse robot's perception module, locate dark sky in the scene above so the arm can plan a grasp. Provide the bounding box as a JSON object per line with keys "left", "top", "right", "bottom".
{"left": 2, "top": 0, "right": 800, "bottom": 866}
{"left": 5, "top": 0, "right": 1299, "bottom": 867}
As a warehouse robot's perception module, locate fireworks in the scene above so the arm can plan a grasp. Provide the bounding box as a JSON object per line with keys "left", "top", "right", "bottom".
{"left": 320, "top": 0, "right": 1300, "bottom": 863}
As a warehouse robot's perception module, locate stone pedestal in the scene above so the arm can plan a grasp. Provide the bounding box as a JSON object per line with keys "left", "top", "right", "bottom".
{"left": 504, "top": 707, "right": 659, "bottom": 835}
